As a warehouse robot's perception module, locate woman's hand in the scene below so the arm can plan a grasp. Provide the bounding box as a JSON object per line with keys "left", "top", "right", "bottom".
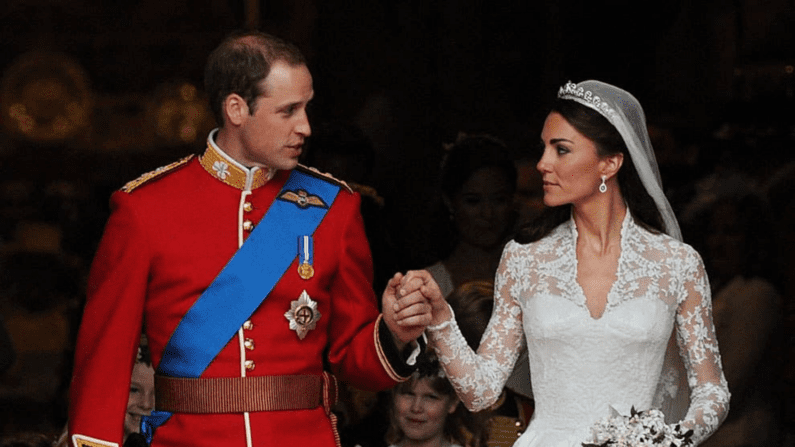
{"left": 397, "top": 270, "right": 452, "bottom": 327}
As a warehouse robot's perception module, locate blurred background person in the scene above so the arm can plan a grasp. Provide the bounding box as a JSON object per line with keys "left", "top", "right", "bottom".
{"left": 0, "top": 222, "right": 82, "bottom": 436}
{"left": 683, "top": 187, "right": 786, "bottom": 447}
{"left": 0, "top": 432, "right": 52, "bottom": 447}
{"left": 424, "top": 133, "right": 533, "bottom": 403}
{"left": 425, "top": 133, "right": 517, "bottom": 296}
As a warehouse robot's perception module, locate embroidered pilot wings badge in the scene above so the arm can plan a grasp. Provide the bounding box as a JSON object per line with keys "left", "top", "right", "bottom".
{"left": 278, "top": 189, "right": 328, "bottom": 209}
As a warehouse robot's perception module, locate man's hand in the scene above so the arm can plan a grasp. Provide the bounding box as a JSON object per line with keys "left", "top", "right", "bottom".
{"left": 382, "top": 272, "right": 432, "bottom": 349}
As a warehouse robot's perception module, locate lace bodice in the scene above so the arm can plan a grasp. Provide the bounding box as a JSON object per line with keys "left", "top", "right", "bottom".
{"left": 427, "top": 214, "right": 730, "bottom": 446}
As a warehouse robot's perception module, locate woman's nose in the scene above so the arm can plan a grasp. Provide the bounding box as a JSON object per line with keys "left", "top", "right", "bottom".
{"left": 536, "top": 155, "right": 550, "bottom": 174}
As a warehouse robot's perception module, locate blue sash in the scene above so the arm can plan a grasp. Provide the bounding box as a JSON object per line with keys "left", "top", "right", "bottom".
{"left": 142, "top": 169, "right": 340, "bottom": 442}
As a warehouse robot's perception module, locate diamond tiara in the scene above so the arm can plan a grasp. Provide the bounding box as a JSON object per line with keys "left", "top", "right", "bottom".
{"left": 557, "top": 81, "right": 617, "bottom": 120}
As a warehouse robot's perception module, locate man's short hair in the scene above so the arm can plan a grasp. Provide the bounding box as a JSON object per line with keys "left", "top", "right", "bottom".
{"left": 204, "top": 30, "right": 306, "bottom": 126}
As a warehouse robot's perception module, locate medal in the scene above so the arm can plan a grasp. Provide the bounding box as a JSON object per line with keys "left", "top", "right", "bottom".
{"left": 284, "top": 290, "right": 321, "bottom": 339}
{"left": 297, "top": 235, "right": 314, "bottom": 280}
{"left": 298, "top": 262, "right": 314, "bottom": 280}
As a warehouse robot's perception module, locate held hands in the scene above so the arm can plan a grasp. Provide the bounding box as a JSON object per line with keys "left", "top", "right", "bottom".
{"left": 398, "top": 270, "right": 451, "bottom": 327}
{"left": 382, "top": 272, "right": 431, "bottom": 348}
{"left": 381, "top": 270, "right": 451, "bottom": 349}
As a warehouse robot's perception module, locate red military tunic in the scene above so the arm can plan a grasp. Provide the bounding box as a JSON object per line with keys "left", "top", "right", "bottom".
{"left": 69, "top": 137, "right": 411, "bottom": 447}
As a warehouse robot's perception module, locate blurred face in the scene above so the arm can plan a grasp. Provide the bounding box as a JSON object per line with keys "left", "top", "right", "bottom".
{"left": 394, "top": 378, "right": 458, "bottom": 445}
{"left": 452, "top": 167, "right": 514, "bottom": 249}
{"left": 537, "top": 112, "right": 605, "bottom": 207}
{"left": 124, "top": 362, "right": 155, "bottom": 440}
{"left": 235, "top": 61, "right": 313, "bottom": 170}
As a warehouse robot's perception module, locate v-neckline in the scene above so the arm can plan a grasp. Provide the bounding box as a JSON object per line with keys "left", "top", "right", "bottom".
{"left": 569, "top": 213, "right": 629, "bottom": 321}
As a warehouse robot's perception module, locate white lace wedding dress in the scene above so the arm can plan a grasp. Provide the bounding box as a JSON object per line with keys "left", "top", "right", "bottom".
{"left": 427, "top": 214, "right": 730, "bottom": 446}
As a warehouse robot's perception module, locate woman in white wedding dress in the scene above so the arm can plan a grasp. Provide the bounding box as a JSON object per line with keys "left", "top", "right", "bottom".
{"left": 399, "top": 80, "right": 731, "bottom": 446}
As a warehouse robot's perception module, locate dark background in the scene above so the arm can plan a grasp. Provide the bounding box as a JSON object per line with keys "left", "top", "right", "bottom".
{"left": 1, "top": 0, "right": 793, "bottom": 265}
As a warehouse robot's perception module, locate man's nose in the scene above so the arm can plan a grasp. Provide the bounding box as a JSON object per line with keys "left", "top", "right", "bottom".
{"left": 296, "top": 110, "right": 311, "bottom": 137}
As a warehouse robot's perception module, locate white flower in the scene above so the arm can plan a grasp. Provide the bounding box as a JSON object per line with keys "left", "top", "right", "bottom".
{"left": 584, "top": 407, "right": 693, "bottom": 447}
{"left": 212, "top": 161, "right": 230, "bottom": 179}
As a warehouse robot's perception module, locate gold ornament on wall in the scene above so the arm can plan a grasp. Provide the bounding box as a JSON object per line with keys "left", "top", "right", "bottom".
{"left": 146, "top": 81, "right": 214, "bottom": 146}
{"left": 1, "top": 52, "right": 92, "bottom": 143}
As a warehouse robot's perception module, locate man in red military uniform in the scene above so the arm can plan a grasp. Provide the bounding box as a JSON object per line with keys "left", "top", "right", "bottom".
{"left": 68, "top": 31, "right": 430, "bottom": 447}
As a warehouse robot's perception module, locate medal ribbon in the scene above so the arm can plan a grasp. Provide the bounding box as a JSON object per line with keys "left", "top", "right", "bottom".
{"left": 298, "top": 235, "right": 313, "bottom": 277}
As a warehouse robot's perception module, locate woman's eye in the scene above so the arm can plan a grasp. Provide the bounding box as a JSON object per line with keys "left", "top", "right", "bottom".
{"left": 556, "top": 145, "right": 570, "bottom": 155}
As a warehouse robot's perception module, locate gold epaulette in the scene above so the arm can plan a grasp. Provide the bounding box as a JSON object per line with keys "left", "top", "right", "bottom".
{"left": 295, "top": 164, "right": 352, "bottom": 193}
{"left": 121, "top": 155, "right": 195, "bottom": 193}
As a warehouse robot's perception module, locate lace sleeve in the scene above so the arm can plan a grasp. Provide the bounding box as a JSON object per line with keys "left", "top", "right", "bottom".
{"left": 675, "top": 248, "right": 730, "bottom": 444}
{"left": 426, "top": 244, "right": 526, "bottom": 412}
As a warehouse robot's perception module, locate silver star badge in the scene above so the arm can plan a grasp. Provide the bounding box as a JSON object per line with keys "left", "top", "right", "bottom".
{"left": 284, "top": 290, "right": 321, "bottom": 339}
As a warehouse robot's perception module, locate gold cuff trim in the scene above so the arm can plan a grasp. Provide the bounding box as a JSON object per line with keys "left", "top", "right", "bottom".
{"left": 374, "top": 314, "right": 406, "bottom": 382}
{"left": 71, "top": 435, "right": 119, "bottom": 447}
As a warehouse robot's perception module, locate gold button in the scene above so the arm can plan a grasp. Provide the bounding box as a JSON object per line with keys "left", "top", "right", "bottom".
{"left": 245, "top": 360, "right": 255, "bottom": 371}
{"left": 244, "top": 338, "right": 255, "bottom": 350}
{"left": 243, "top": 220, "right": 254, "bottom": 231}
{"left": 243, "top": 202, "right": 253, "bottom": 212}
{"left": 243, "top": 320, "right": 254, "bottom": 330}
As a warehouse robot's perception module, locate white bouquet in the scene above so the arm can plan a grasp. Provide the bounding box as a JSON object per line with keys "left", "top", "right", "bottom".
{"left": 582, "top": 406, "right": 693, "bottom": 447}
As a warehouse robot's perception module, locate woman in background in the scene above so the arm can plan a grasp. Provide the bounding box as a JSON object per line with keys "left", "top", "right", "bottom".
{"left": 425, "top": 134, "right": 517, "bottom": 297}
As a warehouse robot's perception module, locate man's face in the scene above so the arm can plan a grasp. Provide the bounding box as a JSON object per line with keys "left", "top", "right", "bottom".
{"left": 237, "top": 61, "right": 314, "bottom": 170}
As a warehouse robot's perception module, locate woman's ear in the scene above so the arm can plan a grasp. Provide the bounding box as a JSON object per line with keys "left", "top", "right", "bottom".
{"left": 600, "top": 152, "right": 624, "bottom": 182}
{"left": 447, "top": 396, "right": 460, "bottom": 414}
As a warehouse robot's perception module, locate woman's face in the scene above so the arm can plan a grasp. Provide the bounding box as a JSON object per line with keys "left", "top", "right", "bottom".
{"left": 124, "top": 362, "right": 155, "bottom": 440}
{"left": 537, "top": 112, "right": 605, "bottom": 207}
{"left": 394, "top": 378, "right": 458, "bottom": 444}
{"left": 451, "top": 166, "right": 514, "bottom": 249}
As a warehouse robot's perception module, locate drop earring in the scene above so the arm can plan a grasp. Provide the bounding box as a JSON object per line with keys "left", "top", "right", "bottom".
{"left": 599, "top": 176, "right": 607, "bottom": 193}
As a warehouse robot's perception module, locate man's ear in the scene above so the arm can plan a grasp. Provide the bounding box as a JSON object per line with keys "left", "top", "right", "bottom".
{"left": 223, "top": 93, "right": 249, "bottom": 127}
{"left": 600, "top": 152, "right": 624, "bottom": 182}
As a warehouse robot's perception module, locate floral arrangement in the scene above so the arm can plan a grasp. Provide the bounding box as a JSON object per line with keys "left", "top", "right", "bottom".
{"left": 582, "top": 406, "right": 693, "bottom": 447}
